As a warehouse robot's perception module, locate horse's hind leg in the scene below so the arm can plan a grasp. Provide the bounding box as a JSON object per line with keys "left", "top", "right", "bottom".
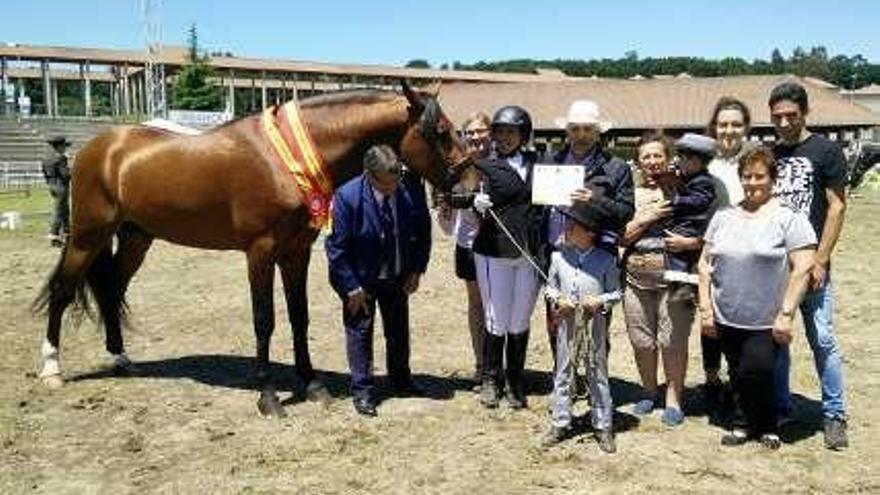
{"left": 36, "top": 240, "right": 109, "bottom": 387}
{"left": 90, "top": 223, "right": 153, "bottom": 371}
{"left": 279, "top": 252, "right": 330, "bottom": 402}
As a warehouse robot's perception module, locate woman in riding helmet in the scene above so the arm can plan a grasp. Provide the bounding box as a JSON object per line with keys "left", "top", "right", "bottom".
{"left": 469, "top": 105, "right": 547, "bottom": 410}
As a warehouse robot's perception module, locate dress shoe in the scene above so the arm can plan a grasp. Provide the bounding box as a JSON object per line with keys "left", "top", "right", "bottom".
{"left": 353, "top": 396, "right": 377, "bottom": 417}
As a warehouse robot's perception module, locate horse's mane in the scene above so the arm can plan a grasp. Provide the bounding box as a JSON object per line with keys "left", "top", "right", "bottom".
{"left": 299, "top": 89, "right": 400, "bottom": 108}
{"left": 210, "top": 89, "right": 403, "bottom": 132}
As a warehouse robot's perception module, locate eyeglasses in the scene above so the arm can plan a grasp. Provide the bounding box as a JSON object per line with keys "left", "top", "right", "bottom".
{"left": 463, "top": 128, "right": 490, "bottom": 137}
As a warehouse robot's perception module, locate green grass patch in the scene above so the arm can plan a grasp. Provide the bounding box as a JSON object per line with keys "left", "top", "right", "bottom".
{"left": 0, "top": 187, "right": 54, "bottom": 235}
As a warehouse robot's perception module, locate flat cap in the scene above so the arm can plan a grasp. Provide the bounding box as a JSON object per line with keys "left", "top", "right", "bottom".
{"left": 675, "top": 133, "right": 716, "bottom": 157}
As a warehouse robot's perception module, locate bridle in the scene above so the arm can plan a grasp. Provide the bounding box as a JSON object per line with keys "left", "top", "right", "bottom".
{"left": 412, "top": 97, "right": 474, "bottom": 189}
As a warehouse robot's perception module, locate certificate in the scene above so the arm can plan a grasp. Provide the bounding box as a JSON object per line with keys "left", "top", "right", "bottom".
{"left": 531, "top": 164, "right": 585, "bottom": 206}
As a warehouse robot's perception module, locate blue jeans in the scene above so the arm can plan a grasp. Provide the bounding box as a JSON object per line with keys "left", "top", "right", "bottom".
{"left": 774, "top": 277, "right": 847, "bottom": 420}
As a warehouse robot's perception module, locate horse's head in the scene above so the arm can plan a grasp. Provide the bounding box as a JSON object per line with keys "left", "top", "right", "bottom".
{"left": 398, "top": 80, "right": 473, "bottom": 192}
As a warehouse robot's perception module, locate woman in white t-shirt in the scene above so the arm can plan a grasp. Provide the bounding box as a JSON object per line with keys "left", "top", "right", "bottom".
{"left": 697, "top": 146, "right": 816, "bottom": 450}
{"left": 435, "top": 112, "right": 492, "bottom": 389}
{"left": 707, "top": 96, "right": 753, "bottom": 208}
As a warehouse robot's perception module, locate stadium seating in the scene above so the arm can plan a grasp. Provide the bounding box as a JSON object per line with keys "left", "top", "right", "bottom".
{"left": 0, "top": 117, "right": 112, "bottom": 162}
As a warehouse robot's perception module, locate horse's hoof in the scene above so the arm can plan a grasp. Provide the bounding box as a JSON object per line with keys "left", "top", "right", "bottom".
{"left": 305, "top": 380, "right": 331, "bottom": 403}
{"left": 257, "top": 391, "right": 287, "bottom": 418}
{"left": 41, "top": 374, "right": 64, "bottom": 389}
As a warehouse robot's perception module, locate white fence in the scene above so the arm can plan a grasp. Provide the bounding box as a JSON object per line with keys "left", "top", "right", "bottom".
{"left": 0, "top": 161, "right": 43, "bottom": 190}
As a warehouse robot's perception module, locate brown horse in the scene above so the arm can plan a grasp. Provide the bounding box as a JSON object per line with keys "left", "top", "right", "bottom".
{"left": 33, "top": 81, "right": 472, "bottom": 417}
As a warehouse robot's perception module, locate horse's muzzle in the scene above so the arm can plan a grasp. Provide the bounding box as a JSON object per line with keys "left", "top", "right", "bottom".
{"left": 439, "top": 157, "right": 474, "bottom": 192}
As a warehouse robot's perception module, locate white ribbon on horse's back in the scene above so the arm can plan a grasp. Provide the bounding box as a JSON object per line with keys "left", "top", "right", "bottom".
{"left": 141, "top": 118, "right": 203, "bottom": 136}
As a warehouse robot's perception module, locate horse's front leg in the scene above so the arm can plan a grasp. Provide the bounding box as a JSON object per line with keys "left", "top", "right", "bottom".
{"left": 247, "top": 238, "right": 285, "bottom": 418}
{"left": 279, "top": 253, "right": 330, "bottom": 402}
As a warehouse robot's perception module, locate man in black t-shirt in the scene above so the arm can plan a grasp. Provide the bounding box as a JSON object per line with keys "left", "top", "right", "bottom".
{"left": 770, "top": 81, "right": 849, "bottom": 450}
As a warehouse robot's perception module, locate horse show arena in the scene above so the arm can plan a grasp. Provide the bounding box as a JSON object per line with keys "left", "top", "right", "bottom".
{"left": 1, "top": 190, "right": 879, "bottom": 494}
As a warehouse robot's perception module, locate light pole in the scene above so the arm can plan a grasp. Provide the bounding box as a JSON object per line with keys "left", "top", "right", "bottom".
{"left": 141, "top": 0, "right": 167, "bottom": 118}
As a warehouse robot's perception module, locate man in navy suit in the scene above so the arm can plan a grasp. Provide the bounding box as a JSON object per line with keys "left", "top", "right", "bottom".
{"left": 325, "top": 144, "right": 432, "bottom": 416}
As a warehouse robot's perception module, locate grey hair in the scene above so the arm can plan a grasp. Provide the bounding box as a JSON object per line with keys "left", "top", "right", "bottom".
{"left": 364, "top": 144, "right": 402, "bottom": 175}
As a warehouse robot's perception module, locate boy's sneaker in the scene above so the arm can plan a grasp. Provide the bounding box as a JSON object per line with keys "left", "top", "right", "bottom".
{"left": 824, "top": 418, "right": 849, "bottom": 451}
{"left": 479, "top": 379, "right": 500, "bottom": 409}
{"left": 542, "top": 426, "right": 570, "bottom": 447}
{"left": 595, "top": 429, "right": 616, "bottom": 454}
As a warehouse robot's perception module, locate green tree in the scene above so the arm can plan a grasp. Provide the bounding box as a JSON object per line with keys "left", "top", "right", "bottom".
{"left": 405, "top": 59, "right": 431, "bottom": 69}
{"left": 452, "top": 48, "right": 880, "bottom": 88}
{"left": 770, "top": 48, "right": 786, "bottom": 73}
{"left": 172, "top": 24, "right": 223, "bottom": 111}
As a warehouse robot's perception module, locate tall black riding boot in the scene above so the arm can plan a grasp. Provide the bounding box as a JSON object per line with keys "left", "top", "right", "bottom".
{"left": 480, "top": 331, "right": 505, "bottom": 408}
{"left": 506, "top": 330, "right": 530, "bottom": 410}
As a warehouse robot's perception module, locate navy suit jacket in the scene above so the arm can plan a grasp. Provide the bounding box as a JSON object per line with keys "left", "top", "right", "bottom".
{"left": 325, "top": 172, "right": 431, "bottom": 296}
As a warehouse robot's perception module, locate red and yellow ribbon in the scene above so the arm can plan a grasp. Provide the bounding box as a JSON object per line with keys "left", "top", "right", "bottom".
{"left": 262, "top": 101, "right": 333, "bottom": 228}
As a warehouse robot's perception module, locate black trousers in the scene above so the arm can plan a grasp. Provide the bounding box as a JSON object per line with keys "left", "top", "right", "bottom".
{"left": 48, "top": 183, "right": 70, "bottom": 236}
{"left": 702, "top": 334, "right": 723, "bottom": 375}
{"left": 344, "top": 278, "right": 411, "bottom": 400}
{"left": 717, "top": 322, "right": 778, "bottom": 435}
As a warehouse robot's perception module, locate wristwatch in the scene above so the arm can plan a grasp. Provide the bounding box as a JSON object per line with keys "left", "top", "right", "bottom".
{"left": 781, "top": 307, "right": 795, "bottom": 318}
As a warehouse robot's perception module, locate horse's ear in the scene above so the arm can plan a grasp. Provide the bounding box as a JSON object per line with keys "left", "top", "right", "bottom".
{"left": 401, "top": 79, "right": 424, "bottom": 114}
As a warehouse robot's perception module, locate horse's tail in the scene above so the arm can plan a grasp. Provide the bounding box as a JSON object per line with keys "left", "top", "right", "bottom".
{"left": 32, "top": 243, "right": 129, "bottom": 328}
{"left": 31, "top": 243, "right": 93, "bottom": 324}
{"left": 85, "top": 243, "right": 130, "bottom": 329}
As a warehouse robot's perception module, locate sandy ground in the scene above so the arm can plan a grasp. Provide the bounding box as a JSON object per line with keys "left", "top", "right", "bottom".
{"left": 1, "top": 192, "right": 878, "bottom": 494}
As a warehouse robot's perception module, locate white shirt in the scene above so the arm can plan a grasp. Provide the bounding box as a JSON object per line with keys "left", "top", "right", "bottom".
{"left": 506, "top": 153, "right": 528, "bottom": 182}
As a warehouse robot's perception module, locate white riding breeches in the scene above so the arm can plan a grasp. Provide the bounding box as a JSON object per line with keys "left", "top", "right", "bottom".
{"left": 474, "top": 253, "right": 540, "bottom": 336}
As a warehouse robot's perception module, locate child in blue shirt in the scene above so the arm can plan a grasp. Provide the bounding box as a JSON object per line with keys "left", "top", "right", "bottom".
{"left": 543, "top": 202, "right": 621, "bottom": 453}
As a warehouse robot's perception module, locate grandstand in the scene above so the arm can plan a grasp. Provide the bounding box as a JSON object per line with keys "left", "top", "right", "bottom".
{"left": 0, "top": 116, "right": 112, "bottom": 189}
{"left": 0, "top": 116, "right": 111, "bottom": 160}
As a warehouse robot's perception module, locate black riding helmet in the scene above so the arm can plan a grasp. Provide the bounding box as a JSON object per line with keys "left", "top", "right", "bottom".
{"left": 491, "top": 105, "right": 532, "bottom": 144}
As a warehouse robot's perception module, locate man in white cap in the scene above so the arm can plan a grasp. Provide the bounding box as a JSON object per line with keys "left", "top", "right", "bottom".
{"left": 544, "top": 100, "right": 634, "bottom": 363}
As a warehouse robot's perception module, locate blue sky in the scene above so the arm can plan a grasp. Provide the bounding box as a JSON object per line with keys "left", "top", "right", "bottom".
{"left": 4, "top": 1, "right": 878, "bottom": 65}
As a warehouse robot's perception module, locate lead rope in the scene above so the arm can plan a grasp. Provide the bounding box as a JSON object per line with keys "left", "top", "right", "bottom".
{"left": 485, "top": 202, "right": 593, "bottom": 395}
{"left": 484, "top": 206, "right": 552, "bottom": 286}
